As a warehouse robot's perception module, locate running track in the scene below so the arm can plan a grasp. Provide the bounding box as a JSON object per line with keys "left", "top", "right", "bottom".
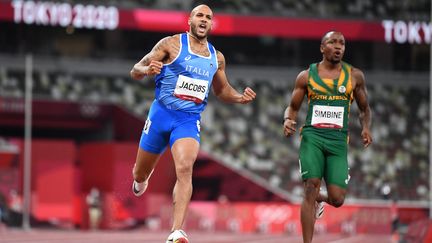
{"left": 1, "top": 228, "right": 392, "bottom": 243}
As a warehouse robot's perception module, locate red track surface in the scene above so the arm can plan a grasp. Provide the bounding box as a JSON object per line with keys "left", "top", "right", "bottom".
{"left": 0, "top": 228, "right": 392, "bottom": 243}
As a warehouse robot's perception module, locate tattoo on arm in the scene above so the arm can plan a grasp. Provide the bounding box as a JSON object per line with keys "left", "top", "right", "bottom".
{"left": 218, "top": 60, "right": 224, "bottom": 68}
{"left": 139, "top": 37, "right": 173, "bottom": 65}
{"left": 169, "top": 38, "right": 180, "bottom": 56}
{"left": 216, "top": 51, "right": 225, "bottom": 70}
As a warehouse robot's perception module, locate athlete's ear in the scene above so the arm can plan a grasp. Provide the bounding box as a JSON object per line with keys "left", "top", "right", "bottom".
{"left": 188, "top": 17, "right": 191, "bottom": 26}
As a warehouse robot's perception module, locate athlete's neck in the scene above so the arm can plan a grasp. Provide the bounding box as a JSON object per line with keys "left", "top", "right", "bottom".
{"left": 187, "top": 31, "right": 207, "bottom": 45}
{"left": 320, "top": 60, "right": 341, "bottom": 71}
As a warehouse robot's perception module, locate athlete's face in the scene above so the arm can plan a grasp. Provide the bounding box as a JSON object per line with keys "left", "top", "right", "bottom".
{"left": 188, "top": 5, "right": 213, "bottom": 39}
{"left": 320, "top": 32, "right": 345, "bottom": 64}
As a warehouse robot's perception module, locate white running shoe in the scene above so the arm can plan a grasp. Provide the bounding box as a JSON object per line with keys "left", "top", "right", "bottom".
{"left": 315, "top": 201, "right": 325, "bottom": 219}
{"left": 132, "top": 169, "right": 153, "bottom": 197}
{"left": 166, "top": 229, "right": 189, "bottom": 243}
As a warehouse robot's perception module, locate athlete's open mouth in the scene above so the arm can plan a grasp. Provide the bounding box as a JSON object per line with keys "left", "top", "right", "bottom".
{"left": 198, "top": 24, "right": 206, "bottom": 32}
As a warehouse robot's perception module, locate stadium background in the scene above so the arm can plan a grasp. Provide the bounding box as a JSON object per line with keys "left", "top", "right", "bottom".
{"left": 0, "top": 0, "right": 431, "bottom": 242}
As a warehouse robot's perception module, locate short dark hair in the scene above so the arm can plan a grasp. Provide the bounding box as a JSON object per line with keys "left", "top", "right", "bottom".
{"left": 321, "top": 30, "right": 341, "bottom": 44}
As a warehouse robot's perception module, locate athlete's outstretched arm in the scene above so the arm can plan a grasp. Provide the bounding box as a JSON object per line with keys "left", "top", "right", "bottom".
{"left": 130, "top": 36, "right": 174, "bottom": 80}
{"left": 283, "top": 70, "right": 308, "bottom": 137}
{"left": 212, "top": 51, "right": 256, "bottom": 104}
{"left": 353, "top": 68, "right": 372, "bottom": 147}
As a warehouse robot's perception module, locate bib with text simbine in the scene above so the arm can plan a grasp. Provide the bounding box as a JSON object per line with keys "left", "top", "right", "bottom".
{"left": 311, "top": 105, "right": 344, "bottom": 128}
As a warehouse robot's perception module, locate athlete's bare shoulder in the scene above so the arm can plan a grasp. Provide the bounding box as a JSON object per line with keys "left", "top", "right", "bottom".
{"left": 351, "top": 66, "right": 366, "bottom": 88}
{"left": 215, "top": 50, "right": 225, "bottom": 70}
{"left": 295, "top": 69, "right": 309, "bottom": 88}
{"left": 154, "top": 34, "right": 181, "bottom": 63}
{"left": 165, "top": 34, "right": 181, "bottom": 50}
{"left": 298, "top": 69, "right": 309, "bottom": 79}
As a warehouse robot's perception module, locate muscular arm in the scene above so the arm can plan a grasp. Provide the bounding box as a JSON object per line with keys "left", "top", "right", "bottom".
{"left": 212, "top": 51, "right": 255, "bottom": 104}
{"left": 130, "top": 36, "right": 176, "bottom": 80}
{"left": 352, "top": 68, "right": 373, "bottom": 147}
{"left": 283, "top": 70, "right": 308, "bottom": 137}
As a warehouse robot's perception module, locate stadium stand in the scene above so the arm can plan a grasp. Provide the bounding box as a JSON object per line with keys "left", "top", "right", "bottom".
{"left": 0, "top": 62, "right": 428, "bottom": 201}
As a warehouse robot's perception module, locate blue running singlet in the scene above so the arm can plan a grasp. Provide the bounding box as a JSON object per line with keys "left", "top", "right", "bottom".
{"left": 154, "top": 33, "right": 218, "bottom": 113}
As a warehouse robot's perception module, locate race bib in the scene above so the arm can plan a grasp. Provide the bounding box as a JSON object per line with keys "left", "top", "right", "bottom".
{"left": 311, "top": 105, "right": 344, "bottom": 128}
{"left": 174, "top": 75, "right": 209, "bottom": 103}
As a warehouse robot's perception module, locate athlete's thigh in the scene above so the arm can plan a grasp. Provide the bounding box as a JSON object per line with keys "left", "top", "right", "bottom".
{"left": 169, "top": 116, "right": 201, "bottom": 169}
{"left": 171, "top": 138, "right": 200, "bottom": 169}
{"left": 324, "top": 139, "right": 349, "bottom": 189}
{"left": 139, "top": 101, "right": 171, "bottom": 154}
{"left": 169, "top": 116, "right": 201, "bottom": 147}
{"left": 299, "top": 133, "right": 325, "bottom": 180}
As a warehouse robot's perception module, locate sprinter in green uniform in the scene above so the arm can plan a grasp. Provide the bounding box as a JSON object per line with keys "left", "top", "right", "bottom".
{"left": 283, "top": 31, "right": 372, "bottom": 243}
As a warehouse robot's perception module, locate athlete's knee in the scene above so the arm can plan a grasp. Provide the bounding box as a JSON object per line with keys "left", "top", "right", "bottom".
{"left": 303, "top": 179, "right": 321, "bottom": 201}
{"left": 326, "top": 185, "right": 346, "bottom": 207}
{"left": 175, "top": 160, "right": 194, "bottom": 179}
{"left": 328, "top": 195, "right": 345, "bottom": 208}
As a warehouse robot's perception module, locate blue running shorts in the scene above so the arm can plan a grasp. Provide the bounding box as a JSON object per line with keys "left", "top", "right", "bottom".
{"left": 139, "top": 100, "right": 201, "bottom": 154}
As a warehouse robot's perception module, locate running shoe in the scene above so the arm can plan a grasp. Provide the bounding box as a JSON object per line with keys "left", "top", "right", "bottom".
{"left": 315, "top": 201, "right": 325, "bottom": 219}
{"left": 166, "top": 229, "right": 189, "bottom": 243}
{"left": 132, "top": 169, "right": 153, "bottom": 197}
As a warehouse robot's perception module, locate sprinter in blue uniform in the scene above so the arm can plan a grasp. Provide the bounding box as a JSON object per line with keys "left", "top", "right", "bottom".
{"left": 130, "top": 5, "right": 256, "bottom": 243}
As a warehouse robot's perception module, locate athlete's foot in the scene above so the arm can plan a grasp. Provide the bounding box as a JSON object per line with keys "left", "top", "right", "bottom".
{"left": 166, "top": 229, "right": 189, "bottom": 243}
{"left": 132, "top": 169, "right": 154, "bottom": 197}
{"left": 315, "top": 201, "right": 325, "bottom": 219}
